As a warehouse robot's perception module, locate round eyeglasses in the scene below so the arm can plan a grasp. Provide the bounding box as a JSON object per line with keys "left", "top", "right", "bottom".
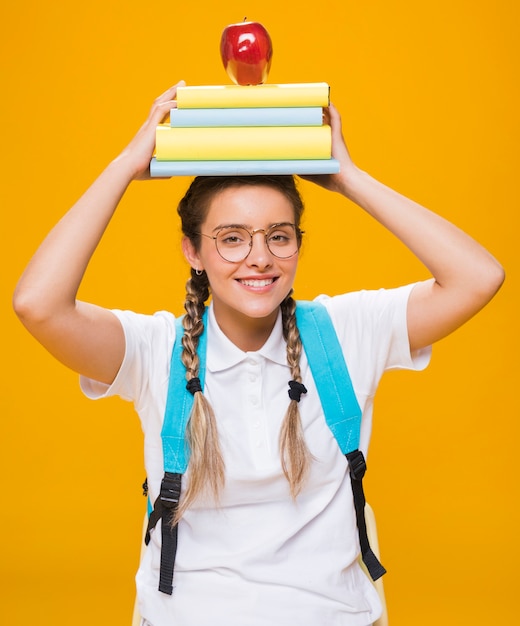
{"left": 199, "top": 223, "right": 304, "bottom": 263}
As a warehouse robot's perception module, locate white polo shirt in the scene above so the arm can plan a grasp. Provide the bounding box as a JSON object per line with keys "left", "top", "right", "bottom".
{"left": 81, "top": 285, "right": 430, "bottom": 626}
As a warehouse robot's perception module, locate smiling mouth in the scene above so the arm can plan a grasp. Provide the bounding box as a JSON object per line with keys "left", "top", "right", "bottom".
{"left": 238, "top": 278, "right": 277, "bottom": 287}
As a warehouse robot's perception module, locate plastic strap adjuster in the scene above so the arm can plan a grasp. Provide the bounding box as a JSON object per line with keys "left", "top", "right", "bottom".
{"left": 347, "top": 449, "right": 367, "bottom": 481}
{"left": 160, "top": 472, "right": 182, "bottom": 508}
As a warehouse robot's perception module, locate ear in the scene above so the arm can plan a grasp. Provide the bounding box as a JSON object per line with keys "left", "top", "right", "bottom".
{"left": 182, "top": 236, "right": 203, "bottom": 272}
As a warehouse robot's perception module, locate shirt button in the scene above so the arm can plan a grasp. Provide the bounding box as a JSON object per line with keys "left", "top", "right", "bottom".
{"left": 249, "top": 373, "right": 257, "bottom": 382}
{"left": 250, "top": 396, "right": 259, "bottom": 406}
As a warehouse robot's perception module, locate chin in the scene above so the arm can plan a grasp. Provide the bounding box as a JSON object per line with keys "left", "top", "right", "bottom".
{"left": 240, "top": 302, "right": 281, "bottom": 320}
{"left": 231, "top": 291, "right": 286, "bottom": 318}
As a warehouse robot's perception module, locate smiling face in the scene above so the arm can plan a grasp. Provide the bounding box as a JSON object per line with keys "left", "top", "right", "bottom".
{"left": 182, "top": 184, "right": 301, "bottom": 347}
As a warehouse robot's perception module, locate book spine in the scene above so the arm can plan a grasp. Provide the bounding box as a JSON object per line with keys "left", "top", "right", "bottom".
{"left": 170, "top": 107, "right": 323, "bottom": 127}
{"left": 150, "top": 158, "right": 340, "bottom": 177}
{"left": 176, "top": 83, "right": 330, "bottom": 109}
{"left": 155, "top": 125, "right": 332, "bottom": 161}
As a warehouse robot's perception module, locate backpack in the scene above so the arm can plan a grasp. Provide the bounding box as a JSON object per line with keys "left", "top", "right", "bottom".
{"left": 144, "top": 300, "right": 386, "bottom": 595}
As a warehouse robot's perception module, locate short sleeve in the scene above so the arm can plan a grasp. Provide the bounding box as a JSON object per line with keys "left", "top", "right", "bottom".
{"left": 80, "top": 309, "right": 177, "bottom": 411}
{"left": 315, "top": 283, "right": 431, "bottom": 397}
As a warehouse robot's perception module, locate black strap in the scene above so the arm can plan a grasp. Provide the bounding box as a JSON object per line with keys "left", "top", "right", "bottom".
{"left": 346, "top": 450, "right": 387, "bottom": 581}
{"left": 144, "top": 472, "right": 183, "bottom": 595}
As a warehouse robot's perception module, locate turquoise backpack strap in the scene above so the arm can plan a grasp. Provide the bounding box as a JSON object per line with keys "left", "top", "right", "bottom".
{"left": 296, "top": 300, "right": 386, "bottom": 581}
{"left": 145, "top": 308, "right": 209, "bottom": 595}
{"left": 161, "top": 310, "right": 208, "bottom": 473}
{"left": 295, "top": 300, "right": 361, "bottom": 454}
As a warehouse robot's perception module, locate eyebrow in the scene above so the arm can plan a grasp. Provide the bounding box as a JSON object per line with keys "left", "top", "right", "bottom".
{"left": 211, "top": 223, "right": 250, "bottom": 233}
{"left": 211, "top": 221, "right": 294, "bottom": 233}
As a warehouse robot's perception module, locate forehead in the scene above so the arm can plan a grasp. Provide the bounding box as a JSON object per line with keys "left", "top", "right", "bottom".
{"left": 203, "top": 185, "right": 295, "bottom": 229}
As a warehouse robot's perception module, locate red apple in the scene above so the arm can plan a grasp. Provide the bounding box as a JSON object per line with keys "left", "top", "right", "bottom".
{"left": 220, "top": 20, "right": 273, "bottom": 86}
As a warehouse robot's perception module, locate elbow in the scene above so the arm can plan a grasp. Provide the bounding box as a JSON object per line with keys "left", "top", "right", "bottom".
{"left": 13, "top": 285, "right": 37, "bottom": 327}
{"left": 13, "top": 279, "right": 77, "bottom": 337}
{"left": 486, "top": 258, "right": 505, "bottom": 296}
{"left": 475, "top": 257, "right": 505, "bottom": 307}
{"left": 12, "top": 283, "right": 50, "bottom": 330}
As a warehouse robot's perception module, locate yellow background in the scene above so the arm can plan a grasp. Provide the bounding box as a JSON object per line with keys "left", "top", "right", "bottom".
{"left": 1, "top": 1, "right": 518, "bottom": 624}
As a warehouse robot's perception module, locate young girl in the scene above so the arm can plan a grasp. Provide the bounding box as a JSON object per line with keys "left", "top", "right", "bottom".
{"left": 13, "top": 83, "right": 504, "bottom": 626}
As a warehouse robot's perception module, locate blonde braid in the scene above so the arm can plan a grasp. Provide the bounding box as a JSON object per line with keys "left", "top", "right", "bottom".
{"left": 175, "top": 270, "right": 225, "bottom": 521}
{"left": 279, "top": 295, "right": 312, "bottom": 498}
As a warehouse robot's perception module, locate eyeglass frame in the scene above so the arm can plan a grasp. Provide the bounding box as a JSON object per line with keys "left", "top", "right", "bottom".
{"left": 196, "top": 222, "right": 305, "bottom": 263}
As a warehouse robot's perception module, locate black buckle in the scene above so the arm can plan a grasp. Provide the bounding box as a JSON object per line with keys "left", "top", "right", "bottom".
{"left": 346, "top": 449, "right": 366, "bottom": 481}
{"left": 160, "top": 472, "right": 182, "bottom": 508}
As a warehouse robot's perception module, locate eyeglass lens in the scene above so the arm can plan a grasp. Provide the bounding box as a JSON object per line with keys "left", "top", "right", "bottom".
{"left": 215, "top": 224, "right": 300, "bottom": 262}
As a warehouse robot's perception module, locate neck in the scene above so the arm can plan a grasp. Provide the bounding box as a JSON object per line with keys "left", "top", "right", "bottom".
{"left": 213, "top": 305, "right": 279, "bottom": 352}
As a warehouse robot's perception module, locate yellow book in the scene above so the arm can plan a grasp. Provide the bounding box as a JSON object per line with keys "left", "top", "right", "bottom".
{"left": 175, "top": 83, "right": 330, "bottom": 109}
{"left": 155, "top": 125, "right": 332, "bottom": 161}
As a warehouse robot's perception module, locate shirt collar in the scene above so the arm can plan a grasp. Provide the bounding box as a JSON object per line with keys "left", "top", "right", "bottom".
{"left": 206, "top": 303, "right": 289, "bottom": 372}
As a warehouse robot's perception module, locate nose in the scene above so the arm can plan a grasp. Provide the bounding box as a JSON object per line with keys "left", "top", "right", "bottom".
{"left": 246, "top": 230, "right": 272, "bottom": 267}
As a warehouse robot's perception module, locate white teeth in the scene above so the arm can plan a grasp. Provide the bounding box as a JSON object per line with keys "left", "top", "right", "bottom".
{"left": 240, "top": 278, "right": 274, "bottom": 287}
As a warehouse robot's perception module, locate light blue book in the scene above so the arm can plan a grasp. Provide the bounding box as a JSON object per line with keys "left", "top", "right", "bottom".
{"left": 149, "top": 158, "right": 340, "bottom": 177}
{"left": 169, "top": 107, "right": 323, "bottom": 127}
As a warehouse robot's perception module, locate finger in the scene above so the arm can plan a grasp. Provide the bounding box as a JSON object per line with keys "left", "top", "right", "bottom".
{"left": 148, "top": 81, "right": 186, "bottom": 125}
{"left": 155, "top": 80, "right": 186, "bottom": 104}
{"left": 327, "top": 102, "right": 343, "bottom": 132}
{"left": 322, "top": 106, "right": 331, "bottom": 126}
{"left": 326, "top": 103, "right": 348, "bottom": 155}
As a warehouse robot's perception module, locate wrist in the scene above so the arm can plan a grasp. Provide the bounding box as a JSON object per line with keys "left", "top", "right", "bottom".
{"left": 334, "top": 163, "right": 369, "bottom": 199}
{"left": 109, "top": 151, "right": 147, "bottom": 181}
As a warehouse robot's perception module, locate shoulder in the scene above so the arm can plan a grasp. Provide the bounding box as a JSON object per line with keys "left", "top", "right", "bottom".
{"left": 315, "top": 283, "right": 417, "bottom": 315}
{"left": 320, "top": 283, "right": 421, "bottom": 330}
{"left": 298, "top": 284, "right": 417, "bottom": 336}
{"left": 312, "top": 284, "right": 431, "bottom": 373}
{"left": 301, "top": 284, "right": 427, "bottom": 368}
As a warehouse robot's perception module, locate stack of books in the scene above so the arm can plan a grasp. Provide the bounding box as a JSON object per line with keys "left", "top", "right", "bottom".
{"left": 149, "top": 82, "right": 340, "bottom": 177}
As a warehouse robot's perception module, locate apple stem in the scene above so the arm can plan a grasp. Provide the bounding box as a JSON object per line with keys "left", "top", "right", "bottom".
{"left": 243, "top": 16, "right": 247, "bottom": 21}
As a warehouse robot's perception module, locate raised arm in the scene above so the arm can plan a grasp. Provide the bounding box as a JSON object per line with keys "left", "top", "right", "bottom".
{"left": 306, "top": 104, "right": 505, "bottom": 351}
{"left": 13, "top": 83, "right": 184, "bottom": 384}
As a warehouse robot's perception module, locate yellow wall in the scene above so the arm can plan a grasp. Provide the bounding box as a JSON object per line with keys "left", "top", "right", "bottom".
{"left": 1, "top": 1, "right": 518, "bottom": 624}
